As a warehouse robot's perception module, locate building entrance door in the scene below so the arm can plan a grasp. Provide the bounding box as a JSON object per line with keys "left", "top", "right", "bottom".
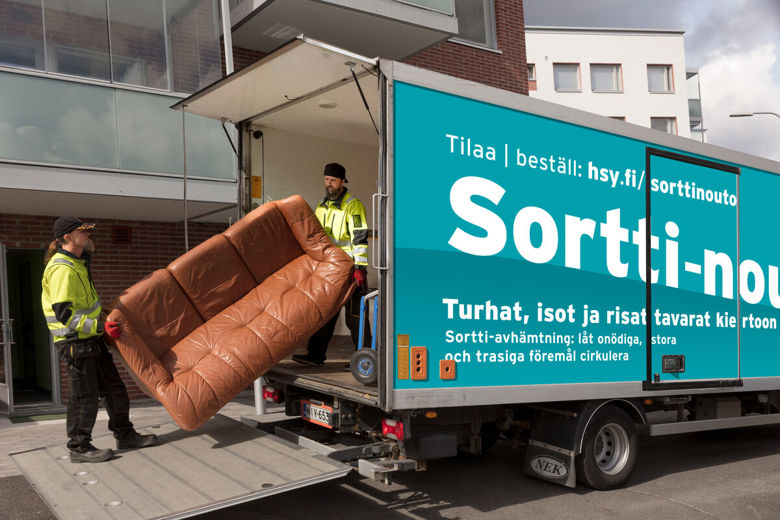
{"left": 0, "top": 243, "right": 12, "bottom": 414}
{"left": 7, "top": 249, "right": 54, "bottom": 409}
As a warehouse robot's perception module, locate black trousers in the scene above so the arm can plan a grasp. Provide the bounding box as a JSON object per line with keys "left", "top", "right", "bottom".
{"left": 306, "top": 286, "right": 372, "bottom": 362}
{"left": 59, "top": 339, "right": 135, "bottom": 451}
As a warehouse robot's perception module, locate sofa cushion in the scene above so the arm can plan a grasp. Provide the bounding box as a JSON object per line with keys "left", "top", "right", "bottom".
{"left": 168, "top": 234, "right": 256, "bottom": 321}
{"left": 224, "top": 202, "right": 304, "bottom": 283}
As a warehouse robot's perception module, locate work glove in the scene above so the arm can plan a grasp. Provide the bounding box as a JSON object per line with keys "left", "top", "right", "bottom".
{"left": 103, "top": 320, "right": 121, "bottom": 340}
{"left": 352, "top": 268, "right": 367, "bottom": 289}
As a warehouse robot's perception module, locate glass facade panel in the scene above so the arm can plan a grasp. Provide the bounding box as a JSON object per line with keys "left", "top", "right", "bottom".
{"left": 0, "top": 0, "right": 45, "bottom": 70}
{"left": 116, "top": 89, "right": 182, "bottom": 173}
{"left": 167, "top": 0, "right": 221, "bottom": 93}
{"left": 0, "top": 70, "right": 118, "bottom": 167}
{"left": 395, "top": 0, "right": 454, "bottom": 15}
{"left": 44, "top": 0, "right": 111, "bottom": 81}
{"left": 591, "top": 64, "right": 622, "bottom": 91}
{"left": 553, "top": 63, "right": 580, "bottom": 91}
{"left": 185, "top": 112, "right": 235, "bottom": 179}
{"left": 452, "top": 0, "right": 495, "bottom": 48}
{"left": 108, "top": 0, "right": 168, "bottom": 89}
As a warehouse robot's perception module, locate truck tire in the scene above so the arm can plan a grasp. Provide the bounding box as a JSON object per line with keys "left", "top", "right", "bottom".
{"left": 350, "top": 349, "right": 378, "bottom": 385}
{"left": 575, "top": 405, "right": 638, "bottom": 490}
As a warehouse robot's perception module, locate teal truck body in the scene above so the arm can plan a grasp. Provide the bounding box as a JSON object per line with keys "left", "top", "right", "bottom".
{"left": 175, "top": 37, "right": 780, "bottom": 489}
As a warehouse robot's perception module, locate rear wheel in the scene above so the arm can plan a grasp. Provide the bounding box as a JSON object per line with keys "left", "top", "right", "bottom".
{"left": 575, "top": 405, "right": 638, "bottom": 490}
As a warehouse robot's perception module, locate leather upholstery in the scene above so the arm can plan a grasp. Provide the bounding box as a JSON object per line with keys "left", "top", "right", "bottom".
{"left": 108, "top": 195, "right": 355, "bottom": 430}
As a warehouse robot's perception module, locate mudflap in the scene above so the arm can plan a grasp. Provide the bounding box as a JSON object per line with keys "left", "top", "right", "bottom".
{"left": 523, "top": 407, "right": 579, "bottom": 487}
{"left": 523, "top": 401, "right": 607, "bottom": 488}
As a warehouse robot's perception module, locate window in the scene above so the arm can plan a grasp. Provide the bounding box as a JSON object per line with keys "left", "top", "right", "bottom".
{"left": 167, "top": 0, "right": 222, "bottom": 93}
{"left": 610, "top": 116, "right": 626, "bottom": 121}
{"left": 1, "top": 0, "right": 221, "bottom": 94}
{"left": 109, "top": 0, "right": 168, "bottom": 89}
{"left": 527, "top": 64, "right": 536, "bottom": 81}
{"left": 0, "top": 0, "right": 45, "bottom": 70}
{"left": 591, "top": 64, "right": 622, "bottom": 92}
{"left": 651, "top": 117, "right": 677, "bottom": 135}
{"left": 648, "top": 65, "right": 674, "bottom": 93}
{"left": 553, "top": 63, "right": 580, "bottom": 91}
{"left": 44, "top": 0, "right": 111, "bottom": 81}
{"left": 451, "top": 0, "right": 497, "bottom": 49}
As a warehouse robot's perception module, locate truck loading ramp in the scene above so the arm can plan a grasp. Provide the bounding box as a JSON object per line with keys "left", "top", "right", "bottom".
{"left": 11, "top": 414, "right": 351, "bottom": 520}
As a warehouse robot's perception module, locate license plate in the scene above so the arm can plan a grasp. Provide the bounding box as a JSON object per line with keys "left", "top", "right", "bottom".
{"left": 302, "top": 400, "right": 334, "bottom": 428}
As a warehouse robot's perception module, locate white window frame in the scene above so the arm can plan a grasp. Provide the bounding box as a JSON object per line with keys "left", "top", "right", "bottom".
{"left": 450, "top": 0, "right": 498, "bottom": 51}
{"left": 590, "top": 63, "right": 623, "bottom": 92}
{"left": 553, "top": 63, "right": 581, "bottom": 92}
{"left": 527, "top": 64, "right": 536, "bottom": 81}
{"left": 648, "top": 64, "right": 674, "bottom": 93}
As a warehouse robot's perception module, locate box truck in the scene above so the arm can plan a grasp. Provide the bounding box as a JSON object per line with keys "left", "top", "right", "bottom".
{"left": 13, "top": 37, "right": 780, "bottom": 518}
{"left": 176, "top": 36, "right": 780, "bottom": 489}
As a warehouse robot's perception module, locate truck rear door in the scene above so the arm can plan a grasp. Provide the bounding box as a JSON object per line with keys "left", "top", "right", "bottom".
{"left": 12, "top": 414, "right": 351, "bottom": 520}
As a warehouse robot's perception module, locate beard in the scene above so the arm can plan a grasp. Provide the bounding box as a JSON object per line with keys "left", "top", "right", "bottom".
{"left": 85, "top": 239, "right": 96, "bottom": 253}
{"left": 325, "top": 185, "right": 343, "bottom": 200}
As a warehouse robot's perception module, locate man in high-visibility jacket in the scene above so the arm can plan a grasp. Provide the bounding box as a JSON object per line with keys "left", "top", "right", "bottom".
{"left": 293, "top": 163, "right": 370, "bottom": 366}
{"left": 42, "top": 216, "right": 157, "bottom": 463}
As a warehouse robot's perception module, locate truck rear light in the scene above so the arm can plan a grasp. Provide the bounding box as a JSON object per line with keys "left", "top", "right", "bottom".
{"left": 382, "top": 418, "right": 405, "bottom": 440}
{"left": 262, "top": 386, "right": 282, "bottom": 403}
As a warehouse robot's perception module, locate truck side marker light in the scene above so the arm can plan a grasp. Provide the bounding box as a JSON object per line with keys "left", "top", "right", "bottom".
{"left": 411, "top": 346, "right": 428, "bottom": 380}
{"left": 397, "top": 346, "right": 410, "bottom": 379}
{"left": 382, "top": 418, "right": 405, "bottom": 440}
{"left": 425, "top": 411, "right": 438, "bottom": 419}
{"left": 440, "top": 359, "right": 456, "bottom": 380}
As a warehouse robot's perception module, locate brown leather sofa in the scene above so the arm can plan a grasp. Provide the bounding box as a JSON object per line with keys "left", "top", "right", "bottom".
{"left": 107, "top": 195, "right": 355, "bottom": 431}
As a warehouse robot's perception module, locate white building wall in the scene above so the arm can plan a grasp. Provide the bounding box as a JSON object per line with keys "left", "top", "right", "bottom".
{"left": 526, "top": 28, "right": 691, "bottom": 138}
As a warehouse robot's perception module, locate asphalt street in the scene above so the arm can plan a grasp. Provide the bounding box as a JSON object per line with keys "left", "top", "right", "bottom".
{"left": 191, "top": 425, "right": 780, "bottom": 520}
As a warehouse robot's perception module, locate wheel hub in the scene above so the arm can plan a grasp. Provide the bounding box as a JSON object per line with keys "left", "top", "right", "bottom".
{"left": 594, "top": 422, "right": 630, "bottom": 475}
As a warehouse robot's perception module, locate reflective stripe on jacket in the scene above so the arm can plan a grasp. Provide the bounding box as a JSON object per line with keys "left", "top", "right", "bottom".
{"left": 41, "top": 250, "right": 103, "bottom": 343}
{"left": 315, "top": 190, "right": 369, "bottom": 266}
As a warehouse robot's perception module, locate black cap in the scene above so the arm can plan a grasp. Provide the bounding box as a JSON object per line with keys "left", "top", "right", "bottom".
{"left": 54, "top": 216, "right": 95, "bottom": 238}
{"left": 323, "top": 162, "right": 348, "bottom": 183}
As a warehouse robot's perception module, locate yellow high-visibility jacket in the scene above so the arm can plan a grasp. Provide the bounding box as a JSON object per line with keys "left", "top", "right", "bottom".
{"left": 315, "top": 190, "right": 368, "bottom": 267}
{"left": 41, "top": 250, "right": 103, "bottom": 343}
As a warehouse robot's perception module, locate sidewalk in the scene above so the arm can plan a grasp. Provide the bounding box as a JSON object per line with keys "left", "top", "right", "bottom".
{"left": 0, "top": 392, "right": 270, "bottom": 479}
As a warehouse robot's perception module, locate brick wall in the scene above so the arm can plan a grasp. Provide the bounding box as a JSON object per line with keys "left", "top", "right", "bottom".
{"left": 222, "top": 44, "right": 266, "bottom": 74}
{"left": 403, "top": 0, "right": 528, "bottom": 95}
{"left": 0, "top": 214, "right": 226, "bottom": 402}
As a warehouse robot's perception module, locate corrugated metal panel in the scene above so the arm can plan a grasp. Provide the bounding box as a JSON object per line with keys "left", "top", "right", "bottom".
{"left": 12, "top": 414, "right": 350, "bottom": 520}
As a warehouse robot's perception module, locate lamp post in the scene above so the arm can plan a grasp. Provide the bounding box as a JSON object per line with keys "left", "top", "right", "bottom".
{"left": 730, "top": 112, "right": 780, "bottom": 119}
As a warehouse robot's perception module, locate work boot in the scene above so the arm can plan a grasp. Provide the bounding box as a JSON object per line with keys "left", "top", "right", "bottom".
{"left": 116, "top": 431, "right": 158, "bottom": 451}
{"left": 70, "top": 444, "right": 114, "bottom": 463}
{"left": 292, "top": 354, "right": 324, "bottom": 367}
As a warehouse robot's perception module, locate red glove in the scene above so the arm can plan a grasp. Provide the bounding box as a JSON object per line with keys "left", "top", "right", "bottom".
{"left": 352, "top": 269, "right": 367, "bottom": 288}
{"left": 104, "top": 321, "right": 121, "bottom": 340}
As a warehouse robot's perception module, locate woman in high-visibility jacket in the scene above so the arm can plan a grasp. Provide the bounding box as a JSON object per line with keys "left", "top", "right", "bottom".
{"left": 42, "top": 216, "right": 156, "bottom": 463}
{"left": 294, "top": 163, "right": 371, "bottom": 366}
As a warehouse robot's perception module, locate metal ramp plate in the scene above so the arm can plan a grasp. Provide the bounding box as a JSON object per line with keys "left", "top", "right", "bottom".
{"left": 12, "top": 414, "right": 351, "bottom": 520}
